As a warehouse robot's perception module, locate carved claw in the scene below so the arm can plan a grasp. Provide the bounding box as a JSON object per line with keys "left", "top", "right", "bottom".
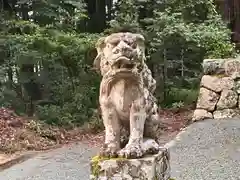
{"left": 99, "top": 143, "right": 120, "bottom": 158}
{"left": 118, "top": 143, "right": 144, "bottom": 159}
{"left": 142, "top": 139, "right": 160, "bottom": 155}
{"left": 117, "top": 139, "right": 160, "bottom": 159}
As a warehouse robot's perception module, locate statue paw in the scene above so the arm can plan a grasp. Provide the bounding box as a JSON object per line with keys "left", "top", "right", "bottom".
{"left": 143, "top": 139, "right": 160, "bottom": 155}
{"left": 99, "top": 143, "right": 120, "bottom": 158}
{"left": 118, "top": 142, "right": 144, "bottom": 159}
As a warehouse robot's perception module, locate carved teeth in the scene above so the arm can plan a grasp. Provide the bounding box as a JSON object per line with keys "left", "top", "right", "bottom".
{"left": 116, "top": 57, "right": 130, "bottom": 62}
{"left": 112, "top": 57, "right": 135, "bottom": 70}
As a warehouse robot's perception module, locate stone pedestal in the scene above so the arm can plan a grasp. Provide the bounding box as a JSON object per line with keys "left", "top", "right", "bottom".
{"left": 90, "top": 147, "right": 170, "bottom": 180}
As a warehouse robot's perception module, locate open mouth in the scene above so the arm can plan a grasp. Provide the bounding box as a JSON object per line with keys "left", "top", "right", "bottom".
{"left": 120, "top": 63, "right": 135, "bottom": 69}
{"left": 113, "top": 57, "right": 135, "bottom": 70}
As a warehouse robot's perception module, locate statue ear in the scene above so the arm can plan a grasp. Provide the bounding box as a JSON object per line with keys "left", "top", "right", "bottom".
{"left": 93, "top": 53, "right": 102, "bottom": 72}
{"left": 93, "top": 37, "right": 106, "bottom": 72}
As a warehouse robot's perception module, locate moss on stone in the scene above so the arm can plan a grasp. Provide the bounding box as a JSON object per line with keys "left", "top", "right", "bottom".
{"left": 153, "top": 175, "right": 158, "bottom": 180}
{"left": 91, "top": 159, "right": 101, "bottom": 178}
{"left": 211, "top": 74, "right": 227, "bottom": 78}
{"left": 91, "top": 155, "right": 127, "bottom": 162}
{"left": 90, "top": 155, "right": 127, "bottom": 178}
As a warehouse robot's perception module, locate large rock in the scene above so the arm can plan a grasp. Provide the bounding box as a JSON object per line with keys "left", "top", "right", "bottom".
{"left": 90, "top": 148, "right": 170, "bottom": 180}
{"left": 217, "top": 90, "right": 238, "bottom": 110}
{"left": 200, "top": 75, "right": 234, "bottom": 93}
{"left": 202, "top": 59, "right": 226, "bottom": 75}
{"left": 196, "top": 88, "right": 219, "bottom": 111}
{"left": 213, "top": 109, "right": 240, "bottom": 119}
{"left": 224, "top": 59, "right": 240, "bottom": 79}
{"left": 192, "top": 109, "right": 213, "bottom": 122}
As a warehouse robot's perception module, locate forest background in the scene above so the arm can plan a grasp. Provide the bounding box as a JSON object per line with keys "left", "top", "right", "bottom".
{"left": 0, "top": 1, "right": 238, "bottom": 151}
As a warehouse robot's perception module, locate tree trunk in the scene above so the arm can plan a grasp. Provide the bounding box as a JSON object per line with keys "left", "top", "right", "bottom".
{"left": 106, "top": 0, "right": 113, "bottom": 22}
{"left": 96, "top": 0, "right": 106, "bottom": 32}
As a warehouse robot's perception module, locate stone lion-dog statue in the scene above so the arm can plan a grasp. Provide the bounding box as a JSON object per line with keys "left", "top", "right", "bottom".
{"left": 93, "top": 32, "right": 164, "bottom": 159}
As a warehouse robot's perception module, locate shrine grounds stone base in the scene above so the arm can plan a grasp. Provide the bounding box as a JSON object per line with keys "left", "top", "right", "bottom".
{"left": 90, "top": 147, "right": 170, "bottom": 180}
{"left": 193, "top": 58, "right": 240, "bottom": 121}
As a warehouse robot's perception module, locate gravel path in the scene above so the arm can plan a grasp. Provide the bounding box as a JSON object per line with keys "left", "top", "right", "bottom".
{"left": 0, "top": 143, "right": 98, "bottom": 180}
{"left": 166, "top": 118, "right": 240, "bottom": 180}
{"left": 1, "top": 118, "right": 240, "bottom": 180}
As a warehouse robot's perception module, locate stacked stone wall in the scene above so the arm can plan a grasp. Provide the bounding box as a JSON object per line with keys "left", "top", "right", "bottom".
{"left": 193, "top": 58, "right": 240, "bottom": 121}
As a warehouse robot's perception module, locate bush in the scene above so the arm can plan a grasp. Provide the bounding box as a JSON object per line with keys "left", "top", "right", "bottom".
{"left": 0, "top": 86, "right": 26, "bottom": 115}
{"left": 1, "top": 20, "right": 101, "bottom": 127}
{"left": 162, "top": 87, "right": 199, "bottom": 108}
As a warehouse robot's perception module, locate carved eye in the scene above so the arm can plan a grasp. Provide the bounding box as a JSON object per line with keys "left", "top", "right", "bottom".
{"left": 123, "top": 40, "right": 130, "bottom": 45}
{"left": 132, "top": 43, "right": 137, "bottom": 49}
{"left": 112, "top": 42, "right": 118, "bottom": 47}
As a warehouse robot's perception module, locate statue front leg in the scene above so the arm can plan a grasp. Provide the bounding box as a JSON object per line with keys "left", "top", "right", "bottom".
{"left": 118, "top": 98, "right": 146, "bottom": 158}
{"left": 99, "top": 97, "right": 121, "bottom": 158}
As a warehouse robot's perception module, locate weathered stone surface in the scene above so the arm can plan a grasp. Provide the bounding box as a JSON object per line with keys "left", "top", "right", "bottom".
{"left": 217, "top": 90, "right": 238, "bottom": 110}
{"left": 213, "top": 109, "right": 240, "bottom": 119}
{"left": 202, "top": 59, "right": 225, "bottom": 75}
{"left": 192, "top": 109, "right": 213, "bottom": 122}
{"left": 224, "top": 59, "right": 240, "bottom": 79}
{"left": 200, "top": 75, "right": 234, "bottom": 92}
{"left": 195, "top": 58, "right": 240, "bottom": 120}
{"left": 94, "top": 32, "right": 164, "bottom": 159}
{"left": 196, "top": 88, "right": 219, "bottom": 111}
{"left": 234, "top": 80, "right": 240, "bottom": 94}
{"left": 90, "top": 148, "right": 170, "bottom": 180}
{"left": 238, "top": 96, "right": 240, "bottom": 109}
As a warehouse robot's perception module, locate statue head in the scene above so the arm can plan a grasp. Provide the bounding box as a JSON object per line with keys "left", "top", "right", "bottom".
{"left": 93, "top": 32, "right": 146, "bottom": 77}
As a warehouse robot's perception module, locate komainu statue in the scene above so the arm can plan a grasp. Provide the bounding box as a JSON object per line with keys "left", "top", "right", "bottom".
{"left": 93, "top": 32, "right": 164, "bottom": 159}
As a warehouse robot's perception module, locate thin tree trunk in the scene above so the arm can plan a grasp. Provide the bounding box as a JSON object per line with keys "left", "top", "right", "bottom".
{"left": 106, "top": 0, "right": 113, "bottom": 21}
{"left": 163, "top": 49, "right": 168, "bottom": 102}
{"left": 96, "top": 0, "right": 106, "bottom": 32}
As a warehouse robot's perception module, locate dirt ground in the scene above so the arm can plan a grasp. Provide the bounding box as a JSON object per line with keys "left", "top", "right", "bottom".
{"left": 0, "top": 106, "right": 193, "bottom": 164}
{"left": 80, "top": 106, "right": 194, "bottom": 147}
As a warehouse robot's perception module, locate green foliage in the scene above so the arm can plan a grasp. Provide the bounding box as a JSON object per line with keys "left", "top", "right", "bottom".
{"left": 145, "top": 0, "right": 236, "bottom": 64}
{"left": 171, "top": 101, "right": 185, "bottom": 109}
{"left": 0, "top": 86, "right": 26, "bottom": 115}
{"left": 36, "top": 105, "right": 63, "bottom": 125}
{"left": 0, "top": 19, "right": 100, "bottom": 126}
{"left": 143, "top": 0, "right": 235, "bottom": 107}
{"left": 147, "top": 13, "right": 235, "bottom": 58}
{"left": 17, "top": 0, "right": 87, "bottom": 31}
{"left": 162, "top": 88, "right": 199, "bottom": 108}
{"left": 0, "top": 0, "right": 239, "bottom": 127}
{"left": 110, "top": 0, "right": 237, "bottom": 109}
{"left": 107, "top": 0, "right": 143, "bottom": 34}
